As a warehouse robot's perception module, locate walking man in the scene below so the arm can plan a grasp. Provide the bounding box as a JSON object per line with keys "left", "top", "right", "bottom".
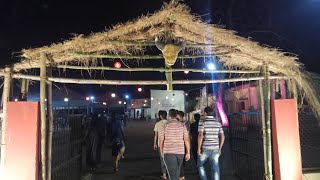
{"left": 159, "top": 109, "right": 191, "bottom": 180}
{"left": 176, "top": 111, "right": 188, "bottom": 180}
{"left": 153, "top": 110, "right": 168, "bottom": 179}
{"left": 110, "top": 113, "right": 126, "bottom": 172}
{"left": 190, "top": 113, "right": 200, "bottom": 165}
{"left": 198, "top": 107, "right": 225, "bottom": 180}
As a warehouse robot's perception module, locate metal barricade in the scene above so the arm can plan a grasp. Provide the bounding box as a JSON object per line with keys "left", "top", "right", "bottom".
{"left": 229, "top": 112, "right": 264, "bottom": 180}
{"left": 299, "top": 109, "right": 320, "bottom": 172}
{"left": 51, "top": 115, "right": 84, "bottom": 180}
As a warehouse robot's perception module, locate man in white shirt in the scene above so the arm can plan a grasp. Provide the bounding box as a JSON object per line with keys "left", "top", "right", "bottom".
{"left": 153, "top": 110, "right": 168, "bottom": 179}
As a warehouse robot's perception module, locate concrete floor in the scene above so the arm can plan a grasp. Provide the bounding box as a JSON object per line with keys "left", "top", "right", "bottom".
{"left": 91, "top": 120, "right": 239, "bottom": 180}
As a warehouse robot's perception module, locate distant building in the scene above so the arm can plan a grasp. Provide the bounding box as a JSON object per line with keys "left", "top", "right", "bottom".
{"left": 27, "top": 88, "right": 126, "bottom": 115}
{"left": 224, "top": 80, "right": 287, "bottom": 114}
{"left": 129, "top": 98, "right": 151, "bottom": 120}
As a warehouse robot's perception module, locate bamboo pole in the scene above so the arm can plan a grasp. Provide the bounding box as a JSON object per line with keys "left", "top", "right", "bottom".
{"left": 69, "top": 53, "right": 227, "bottom": 59}
{"left": 263, "top": 63, "right": 273, "bottom": 180}
{"left": 165, "top": 68, "right": 173, "bottom": 91}
{"left": 20, "top": 79, "right": 29, "bottom": 101}
{"left": 0, "top": 67, "right": 12, "bottom": 167}
{"left": 259, "top": 79, "right": 268, "bottom": 179}
{"left": 55, "top": 65, "right": 260, "bottom": 74}
{"left": 287, "top": 79, "right": 292, "bottom": 98}
{"left": 99, "top": 40, "right": 236, "bottom": 48}
{"left": 0, "top": 73, "right": 287, "bottom": 85}
{"left": 46, "top": 67, "right": 53, "bottom": 180}
{"left": 291, "top": 79, "right": 298, "bottom": 99}
{"left": 40, "top": 52, "right": 47, "bottom": 180}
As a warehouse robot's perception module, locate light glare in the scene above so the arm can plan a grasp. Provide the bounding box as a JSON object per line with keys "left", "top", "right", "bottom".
{"left": 207, "top": 63, "right": 216, "bottom": 70}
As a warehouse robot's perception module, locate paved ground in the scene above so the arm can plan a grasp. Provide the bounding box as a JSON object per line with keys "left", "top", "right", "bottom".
{"left": 92, "top": 120, "right": 239, "bottom": 180}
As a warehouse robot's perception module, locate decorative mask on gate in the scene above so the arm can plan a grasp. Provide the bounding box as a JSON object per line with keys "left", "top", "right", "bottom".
{"left": 155, "top": 37, "right": 185, "bottom": 68}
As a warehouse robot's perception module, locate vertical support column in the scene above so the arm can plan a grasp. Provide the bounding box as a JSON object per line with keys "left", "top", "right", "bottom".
{"left": 263, "top": 63, "right": 273, "bottom": 180}
{"left": 46, "top": 67, "right": 53, "bottom": 180}
{"left": 291, "top": 79, "right": 298, "bottom": 100}
{"left": 0, "top": 67, "right": 12, "bottom": 167}
{"left": 20, "top": 79, "right": 29, "bottom": 101}
{"left": 165, "top": 69, "right": 173, "bottom": 91}
{"left": 40, "top": 52, "right": 47, "bottom": 180}
{"left": 259, "top": 79, "right": 268, "bottom": 178}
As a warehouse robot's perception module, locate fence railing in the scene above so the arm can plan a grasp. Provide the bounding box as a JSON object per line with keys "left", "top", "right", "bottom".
{"left": 51, "top": 115, "right": 84, "bottom": 180}
{"left": 298, "top": 109, "right": 320, "bottom": 172}
{"left": 228, "top": 112, "right": 264, "bottom": 180}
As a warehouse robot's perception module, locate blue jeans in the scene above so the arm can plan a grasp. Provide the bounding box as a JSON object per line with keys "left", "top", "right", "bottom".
{"left": 198, "top": 149, "right": 220, "bottom": 180}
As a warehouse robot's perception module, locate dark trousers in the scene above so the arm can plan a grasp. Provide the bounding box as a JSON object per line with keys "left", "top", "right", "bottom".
{"left": 180, "top": 157, "right": 186, "bottom": 177}
{"left": 164, "top": 154, "right": 184, "bottom": 180}
{"left": 192, "top": 143, "right": 198, "bottom": 165}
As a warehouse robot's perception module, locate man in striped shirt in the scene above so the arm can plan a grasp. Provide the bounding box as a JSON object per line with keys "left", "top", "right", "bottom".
{"left": 198, "top": 106, "right": 225, "bottom": 180}
{"left": 159, "top": 109, "right": 190, "bottom": 180}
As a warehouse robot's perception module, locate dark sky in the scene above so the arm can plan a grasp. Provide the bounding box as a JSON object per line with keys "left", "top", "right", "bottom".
{"left": 0, "top": 0, "right": 319, "bottom": 98}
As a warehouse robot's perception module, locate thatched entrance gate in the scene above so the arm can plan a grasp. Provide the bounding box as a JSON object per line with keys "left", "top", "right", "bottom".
{"left": 0, "top": 1, "right": 319, "bottom": 180}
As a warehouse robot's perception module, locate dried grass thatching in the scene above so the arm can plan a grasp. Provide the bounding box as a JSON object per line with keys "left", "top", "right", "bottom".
{"left": 5, "top": 1, "right": 320, "bottom": 119}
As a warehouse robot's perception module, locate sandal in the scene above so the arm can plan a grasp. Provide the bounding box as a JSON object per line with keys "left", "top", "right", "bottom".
{"left": 160, "top": 175, "right": 167, "bottom": 179}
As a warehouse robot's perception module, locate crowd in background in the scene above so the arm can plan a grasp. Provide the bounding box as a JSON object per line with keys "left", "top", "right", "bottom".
{"left": 84, "top": 112, "right": 126, "bottom": 172}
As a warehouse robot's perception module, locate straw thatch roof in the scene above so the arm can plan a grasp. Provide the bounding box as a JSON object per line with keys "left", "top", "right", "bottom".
{"left": 5, "top": 1, "right": 320, "bottom": 119}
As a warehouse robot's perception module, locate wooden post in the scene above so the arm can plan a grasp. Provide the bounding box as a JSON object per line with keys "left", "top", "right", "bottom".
{"left": 46, "top": 67, "right": 53, "bottom": 180}
{"left": 20, "top": 79, "right": 29, "bottom": 101}
{"left": 259, "top": 79, "right": 268, "bottom": 179}
{"left": 40, "top": 52, "right": 47, "bottom": 180}
{"left": 165, "top": 68, "right": 173, "bottom": 91}
{"left": 263, "top": 63, "right": 273, "bottom": 180}
{"left": 291, "top": 79, "right": 298, "bottom": 100}
{"left": 0, "top": 67, "right": 12, "bottom": 167}
{"left": 286, "top": 79, "right": 292, "bottom": 99}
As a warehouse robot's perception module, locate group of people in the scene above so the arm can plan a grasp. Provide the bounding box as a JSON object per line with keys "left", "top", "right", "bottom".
{"left": 85, "top": 112, "right": 126, "bottom": 172}
{"left": 153, "top": 107, "right": 225, "bottom": 180}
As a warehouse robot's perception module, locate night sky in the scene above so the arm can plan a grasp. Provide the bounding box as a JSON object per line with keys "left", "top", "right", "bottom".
{"left": 0, "top": 0, "right": 319, "bottom": 98}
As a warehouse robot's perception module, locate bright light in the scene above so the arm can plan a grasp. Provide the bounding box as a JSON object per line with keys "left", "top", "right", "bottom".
{"left": 171, "top": 98, "right": 175, "bottom": 101}
{"left": 207, "top": 63, "right": 216, "bottom": 70}
{"left": 185, "top": 93, "right": 188, "bottom": 96}
{"left": 86, "top": 97, "right": 90, "bottom": 101}
{"left": 102, "top": 102, "right": 107, "bottom": 105}
{"left": 119, "top": 101, "right": 122, "bottom": 104}
{"left": 184, "top": 71, "right": 189, "bottom": 74}
{"left": 143, "top": 104, "right": 146, "bottom": 106}
{"left": 131, "top": 104, "right": 134, "bottom": 106}
{"left": 111, "top": 93, "right": 116, "bottom": 98}
{"left": 138, "top": 87, "right": 142, "bottom": 92}
{"left": 151, "top": 97, "right": 154, "bottom": 100}
{"left": 165, "top": 96, "right": 168, "bottom": 99}
{"left": 14, "top": 98, "right": 18, "bottom": 102}
{"left": 158, "top": 102, "right": 161, "bottom": 105}
{"left": 125, "top": 95, "right": 129, "bottom": 99}
{"left": 114, "top": 62, "right": 122, "bottom": 68}
{"left": 124, "top": 102, "right": 127, "bottom": 105}
{"left": 45, "top": 98, "right": 47, "bottom": 102}
{"left": 144, "top": 100, "right": 147, "bottom": 103}
{"left": 64, "top": 98, "right": 69, "bottom": 102}
{"left": 90, "top": 96, "right": 94, "bottom": 100}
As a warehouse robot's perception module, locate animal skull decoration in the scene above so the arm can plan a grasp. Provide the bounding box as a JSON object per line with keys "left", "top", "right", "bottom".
{"left": 155, "top": 37, "right": 185, "bottom": 68}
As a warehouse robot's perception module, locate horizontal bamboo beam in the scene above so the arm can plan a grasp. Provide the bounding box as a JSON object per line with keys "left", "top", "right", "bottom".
{"left": 0, "top": 72, "right": 287, "bottom": 85}
{"left": 55, "top": 65, "right": 260, "bottom": 74}
{"left": 68, "top": 53, "right": 227, "bottom": 59}
{"left": 102, "top": 40, "right": 233, "bottom": 48}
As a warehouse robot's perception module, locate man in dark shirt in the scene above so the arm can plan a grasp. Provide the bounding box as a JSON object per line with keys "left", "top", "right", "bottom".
{"left": 190, "top": 113, "right": 200, "bottom": 165}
